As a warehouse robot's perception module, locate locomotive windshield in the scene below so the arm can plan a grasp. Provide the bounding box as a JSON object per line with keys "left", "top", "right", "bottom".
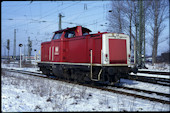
{"left": 65, "top": 31, "right": 75, "bottom": 38}
{"left": 52, "top": 32, "right": 62, "bottom": 40}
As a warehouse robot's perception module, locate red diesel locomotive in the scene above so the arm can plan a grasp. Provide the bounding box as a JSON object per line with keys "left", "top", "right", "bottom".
{"left": 38, "top": 26, "right": 137, "bottom": 84}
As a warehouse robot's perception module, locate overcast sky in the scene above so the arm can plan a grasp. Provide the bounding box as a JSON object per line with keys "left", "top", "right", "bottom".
{"left": 1, "top": 1, "right": 169, "bottom": 57}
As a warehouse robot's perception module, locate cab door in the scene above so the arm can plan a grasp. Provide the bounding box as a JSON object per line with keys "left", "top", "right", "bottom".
{"left": 50, "top": 32, "right": 63, "bottom": 62}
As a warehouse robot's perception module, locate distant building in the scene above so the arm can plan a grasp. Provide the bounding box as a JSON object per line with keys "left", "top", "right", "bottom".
{"left": 157, "top": 51, "right": 170, "bottom": 63}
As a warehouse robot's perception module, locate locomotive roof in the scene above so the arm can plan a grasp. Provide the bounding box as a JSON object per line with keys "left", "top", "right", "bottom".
{"left": 54, "top": 26, "right": 92, "bottom": 33}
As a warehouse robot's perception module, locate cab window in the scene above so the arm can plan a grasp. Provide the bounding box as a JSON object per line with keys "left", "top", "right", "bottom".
{"left": 65, "top": 31, "right": 75, "bottom": 38}
{"left": 83, "top": 32, "right": 89, "bottom": 35}
{"left": 52, "top": 32, "right": 62, "bottom": 40}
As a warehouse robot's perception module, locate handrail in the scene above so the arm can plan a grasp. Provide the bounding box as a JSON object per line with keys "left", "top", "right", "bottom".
{"left": 90, "top": 50, "right": 102, "bottom": 81}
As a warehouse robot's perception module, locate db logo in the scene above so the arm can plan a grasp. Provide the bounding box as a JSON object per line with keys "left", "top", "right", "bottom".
{"left": 54, "top": 46, "right": 59, "bottom": 55}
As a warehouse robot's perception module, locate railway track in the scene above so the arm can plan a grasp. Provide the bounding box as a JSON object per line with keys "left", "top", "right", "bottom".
{"left": 105, "top": 84, "right": 170, "bottom": 98}
{"left": 126, "top": 70, "right": 170, "bottom": 87}
{"left": 127, "top": 73, "right": 170, "bottom": 87}
{"left": 138, "top": 70, "right": 170, "bottom": 75}
{"left": 2, "top": 68, "right": 170, "bottom": 105}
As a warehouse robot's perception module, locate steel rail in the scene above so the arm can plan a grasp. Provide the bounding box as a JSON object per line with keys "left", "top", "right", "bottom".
{"left": 138, "top": 70, "right": 170, "bottom": 75}
{"left": 127, "top": 75, "right": 170, "bottom": 87}
{"left": 106, "top": 85, "right": 170, "bottom": 98}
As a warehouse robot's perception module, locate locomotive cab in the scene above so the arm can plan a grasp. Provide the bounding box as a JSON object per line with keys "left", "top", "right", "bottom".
{"left": 52, "top": 26, "right": 91, "bottom": 39}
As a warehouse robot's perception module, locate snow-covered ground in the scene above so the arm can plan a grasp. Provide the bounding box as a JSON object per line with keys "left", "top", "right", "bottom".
{"left": 1, "top": 61, "right": 170, "bottom": 111}
{"left": 132, "top": 63, "right": 170, "bottom": 79}
{"left": 141, "top": 63, "right": 170, "bottom": 72}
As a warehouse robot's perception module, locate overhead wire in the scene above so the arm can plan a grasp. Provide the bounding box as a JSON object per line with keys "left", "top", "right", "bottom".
{"left": 2, "top": 1, "right": 107, "bottom": 29}
{"left": 2, "top": 1, "right": 110, "bottom": 56}
{"left": 43, "top": 2, "right": 108, "bottom": 31}
{"left": 63, "top": 3, "right": 107, "bottom": 22}
{"left": 64, "top": 2, "right": 97, "bottom": 17}
{"left": 39, "top": 1, "right": 81, "bottom": 20}
{"left": 2, "top": 2, "right": 31, "bottom": 15}
{"left": 2, "top": 1, "right": 109, "bottom": 41}
{"left": 2, "top": 1, "right": 82, "bottom": 33}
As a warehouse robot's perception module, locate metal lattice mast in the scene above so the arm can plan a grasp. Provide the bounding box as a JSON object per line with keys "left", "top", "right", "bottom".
{"left": 28, "top": 37, "right": 30, "bottom": 57}
{"left": 28, "top": 37, "right": 32, "bottom": 59}
{"left": 7, "top": 39, "right": 10, "bottom": 60}
{"left": 59, "top": 13, "right": 64, "bottom": 30}
{"left": 13, "top": 29, "right": 16, "bottom": 59}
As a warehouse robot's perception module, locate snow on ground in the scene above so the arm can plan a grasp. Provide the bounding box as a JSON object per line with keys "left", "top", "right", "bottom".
{"left": 141, "top": 63, "right": 170, "bottom": 72}
{"left": 1, "top": 61, "right": 170, "bottom": 111}
{"left": 1, "top": 60, "right": 39, "bottom": 72}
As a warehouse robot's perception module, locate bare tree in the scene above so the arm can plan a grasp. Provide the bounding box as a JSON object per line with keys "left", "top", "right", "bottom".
{"left": 107, "top": 0, "right": 168, "bottom": 67}
{"left": 148, "top": 0, "right": 169, "bottom": 65}
{"left": 107, "top": 0, "right": 151, "bottom": 67}
{"left": 107, "top": 1, "right": 126, "bottom": 33}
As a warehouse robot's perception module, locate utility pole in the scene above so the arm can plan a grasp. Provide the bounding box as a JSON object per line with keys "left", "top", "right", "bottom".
{"left": 143, "top": 2, "right": 146, "bottom": 68}
{"left": 59, "top": 13, "right": 64, "bottom": 30}
{"left": 24, "top": 44, "right": 26, "bottom": 61}
{"left": 7, "top": 39, "right": 10, "bottom": 61}
{"left": 3, "top": 45, "right": 6, "bottom": 58}
{"left": 138, "top": 0, "right": 143, "bottom": 67}
{"left": 28, "top": 37, "right": 32, "bottom": 60}
{"left": 134, "top": 39, "right": 136, "bottom": 65}
{"left": 137, "top": 0, "right": 145, "bottom": 68}
{"left": 28, "top": 37, "right": 30, "bottom": 59}
{"left": 13, "top": 29, "right": 16, "bottom": 59}
{"left": 134, "top": 1, "right": 138, "bottom": 66}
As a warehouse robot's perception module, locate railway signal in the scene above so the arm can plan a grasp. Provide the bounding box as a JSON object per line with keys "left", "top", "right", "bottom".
{"left": 7, "top": 39, "right": 10, "bottom": 50}
{"left": 59, "top": 13, "right": 64, "bottom": 30}
{"left": 19, "top": 43, "right": 23, "bottom": 68}
{"left": 34, "top": 49, "right": 37, "bottom": 61}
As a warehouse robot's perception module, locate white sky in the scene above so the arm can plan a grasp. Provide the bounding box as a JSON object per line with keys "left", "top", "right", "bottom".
{"left": 1, "top": 1, "right": 110, "bottom": 56}
{"left": 1, "top": 1, "right": 169, "bottom": 57}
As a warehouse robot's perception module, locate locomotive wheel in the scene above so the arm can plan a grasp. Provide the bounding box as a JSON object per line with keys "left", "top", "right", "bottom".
{"left": 107, "top": 73, "right": 120, "bottom": 85}
{"left": 70, "top": 69, "right": 87, "bottom": 84}
{"left": 78, "top": 74, "right": 86, "bottom": 84}
{"left": 73, "top": 72, "right": 84, "bottom": 83}
{"left": 70, "top": 69, "right": 78, "bottom": 83}
{"left": 63, "top": 68, "right": 71, "bottom": 80}
{"left": 70, "top": 69, "right": 76, "bottom": 80}
{"left": 41, "top": 68, "right": 51, "bottom": 76}
{"left": 113, "top": 75, "right": 119, "bottom": 83}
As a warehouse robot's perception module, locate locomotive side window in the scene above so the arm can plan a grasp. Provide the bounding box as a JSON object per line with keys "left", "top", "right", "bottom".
{"left": 83, "top": 32, "right": 88, "bottom": 35}
{"left": 53, "top": 32, "right": 62, "bottom": 40}
{"left": 65, "top": 31, "right": 75, "bottom": 38}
